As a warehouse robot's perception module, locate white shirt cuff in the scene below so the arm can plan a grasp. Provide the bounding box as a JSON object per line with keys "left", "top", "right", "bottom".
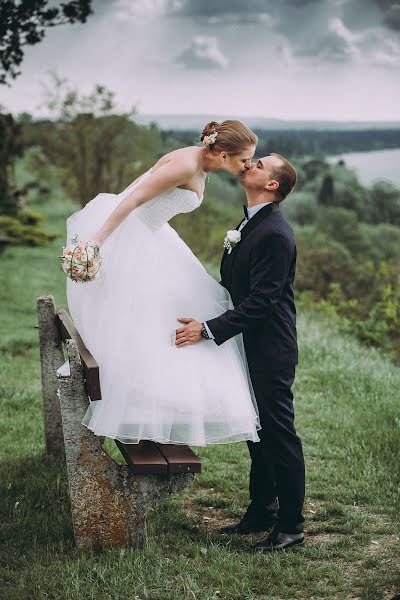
{"left": 203, "top": 321, "right": 215, "bottom": 340}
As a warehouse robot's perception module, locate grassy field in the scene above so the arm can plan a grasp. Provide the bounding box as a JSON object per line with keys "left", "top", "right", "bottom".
{"left": 1, "top": 189, "right": 400, "bottom": 600}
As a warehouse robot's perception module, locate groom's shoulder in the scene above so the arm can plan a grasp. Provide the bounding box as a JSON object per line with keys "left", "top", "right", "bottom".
{"left": 263, "top": 209, "right": 295, "bottom": 240}
{"left": 254, "top": 213, "right": 295, "bottom": 255}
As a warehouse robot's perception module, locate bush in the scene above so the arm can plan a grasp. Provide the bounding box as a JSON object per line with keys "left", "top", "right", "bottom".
{"left": 281, "top": 192, "right": 318, "bottom": 225}
{"left": 316, "top": 207, "right": 370, "bottom": 258}
{"left": 367, "top": 180, "right": 400, "bottom": 226}
{"left": 18, "top": 209, "right": 44, "bottom": 226}
{"left": 0, "top": 215, "right": 56, "bottom": 246}
{"left": 295, "top": 229, "right": 353, "bottom": 298}
{"left": 299, "top": 258, "right": 400, "bottom": 361}
{"left": 359, "top": 223, "right": 400, "bottom": 263}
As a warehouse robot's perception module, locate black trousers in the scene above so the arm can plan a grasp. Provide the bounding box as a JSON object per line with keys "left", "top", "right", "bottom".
{"left": 247, "top": 364, "right": 305, "bottom": 534}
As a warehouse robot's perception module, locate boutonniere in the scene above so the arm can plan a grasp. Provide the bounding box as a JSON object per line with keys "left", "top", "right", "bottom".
{"left": 223, "top": 230, "right": 241, "bottom": 254}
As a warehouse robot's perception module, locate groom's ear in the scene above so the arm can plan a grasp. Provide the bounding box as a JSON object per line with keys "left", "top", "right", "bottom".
{"left": 264, "top": 179, "right": 280, "bottom": 192}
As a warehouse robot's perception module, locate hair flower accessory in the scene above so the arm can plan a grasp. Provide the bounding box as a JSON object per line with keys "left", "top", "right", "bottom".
{"left": 203, "top": 131, "right": 218, "bottom": 147}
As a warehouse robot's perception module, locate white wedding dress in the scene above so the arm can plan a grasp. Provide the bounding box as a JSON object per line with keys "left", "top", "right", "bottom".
{"left": 66, "top": 168, "right": 260, "bottom": 445}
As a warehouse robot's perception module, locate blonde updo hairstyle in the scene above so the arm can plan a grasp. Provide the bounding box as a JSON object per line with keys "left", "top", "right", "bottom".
{"left": 201, "top": 120, "right": 258, "bottom": 155}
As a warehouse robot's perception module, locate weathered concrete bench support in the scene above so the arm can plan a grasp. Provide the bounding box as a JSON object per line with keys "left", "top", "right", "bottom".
{"left": 37, "top": 296, "right": 65, "bottom": 458}
{"left": 37, "top": 295, "right": 195, "bottom": 550}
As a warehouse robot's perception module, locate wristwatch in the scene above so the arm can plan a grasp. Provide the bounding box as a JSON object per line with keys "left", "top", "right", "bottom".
{"left": 200, "top": 322, "right": 211, "bottom": 340}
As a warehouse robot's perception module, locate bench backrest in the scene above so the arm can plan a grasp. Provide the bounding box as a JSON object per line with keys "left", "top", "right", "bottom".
{"left": 56, "top": 309, "right": 101, "bottom": 400}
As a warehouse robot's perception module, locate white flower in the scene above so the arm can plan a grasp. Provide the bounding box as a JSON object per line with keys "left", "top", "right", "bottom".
{"left": 227, "top": 230, "right": 241, "bottom": 243}
{"left": 223, "top": 229, "right": 241, "bottom": 254}
{"left": 203, "top": 131, "right": 218, "bottom": 147}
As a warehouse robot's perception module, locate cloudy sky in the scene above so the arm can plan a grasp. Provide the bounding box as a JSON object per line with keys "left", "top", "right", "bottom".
{"left": 1, "top": 0, "right": 399, "bottom": 120}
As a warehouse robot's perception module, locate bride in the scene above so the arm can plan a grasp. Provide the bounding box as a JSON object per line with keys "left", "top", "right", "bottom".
{"left": 66, "top": 120, "right": 261, "bottom": 446}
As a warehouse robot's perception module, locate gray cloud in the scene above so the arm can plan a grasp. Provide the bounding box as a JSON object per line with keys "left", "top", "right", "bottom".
{"left": 115, "top": 0, "right": 400, "bottom": 33}
{"left": 175, "top": 35, "right": 229, "bottom": 70}
{"left": 296, "top": 15, "right": 400, "bottom": 66}
{"left": 296, "top": 17, "right": 360, "bottom": 62}
{"left": 168, "top": 0, "right": 322, "bottom": 16}
{"left": 110, "top": 0, "right": 400, "bottom": 69}
{"left": 383, "top": 3, "right": 400, "bottom": 30}
{"left": 169, "top": 0, "right": 271, "bottom": 19}
{"left": 369, "top": 1, "right": 400, "bottom": 30}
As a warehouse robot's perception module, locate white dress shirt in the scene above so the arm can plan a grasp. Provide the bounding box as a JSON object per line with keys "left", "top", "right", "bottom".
{"left": 204, "top": 201, "right": 273, "bottom": 340}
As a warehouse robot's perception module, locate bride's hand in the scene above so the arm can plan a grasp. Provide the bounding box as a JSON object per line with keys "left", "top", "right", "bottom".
{"left": 89, "top": 235, "right": 103, "bottom": 249}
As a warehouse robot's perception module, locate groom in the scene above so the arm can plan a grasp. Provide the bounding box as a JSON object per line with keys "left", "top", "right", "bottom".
{"left": 175, "top": 153, "right": 305, "bottom": 552}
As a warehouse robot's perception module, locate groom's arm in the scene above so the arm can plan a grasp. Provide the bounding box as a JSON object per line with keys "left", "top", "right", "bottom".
{"left": 206, "top": 233, "right": 293, "bottom": 346}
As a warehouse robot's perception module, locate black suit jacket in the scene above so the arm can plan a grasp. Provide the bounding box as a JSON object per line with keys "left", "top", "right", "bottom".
{"left": 207, "top": 203, "right": 298, "bottom": 367}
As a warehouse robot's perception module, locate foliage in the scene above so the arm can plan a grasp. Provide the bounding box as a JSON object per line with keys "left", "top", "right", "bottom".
{"left": 315, "top": 206, "right": 370, "bottom": 258}
{"left": 295, "top": 230, "right": 353, "bottom": 298}
{"left": 297, "top": 249, "right": 400, "bottom": 361}
{"left": 359, "top": 222, "right": 400, "bottom": 262}
{"left": 0, "top": 0, "right": 93, "bottom": 84}
{"left": 317, "top": 173, "right": 334, "bottom": 206}
{"left": 0, "top": 112, "right": 23, "bottom": 215}
{"left": 281, "top": 191, "right": 318, "bottom": 225}
{"left": 28, "top": 78, "right": 161, "bottom": 207}
{"left": 0, "top": 214, "right": 56, "bottom": 245}
{"left": 366, "top": 180, "right": 400, "bottom": 226}
{"left": 18, "top": 208, "right": 44, "bottom": 225}
{"left": 254, "top": 129, "right": 311, "bottom": 157}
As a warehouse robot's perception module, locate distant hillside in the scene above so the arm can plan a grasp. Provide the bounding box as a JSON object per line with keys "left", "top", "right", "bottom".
{"left": 136, "top": 114, "right": 400, "bottom": 132}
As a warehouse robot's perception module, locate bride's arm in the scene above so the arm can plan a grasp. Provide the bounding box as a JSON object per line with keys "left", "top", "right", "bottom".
{"left": 92, "top": 159, "right": 196, "bottom": 246}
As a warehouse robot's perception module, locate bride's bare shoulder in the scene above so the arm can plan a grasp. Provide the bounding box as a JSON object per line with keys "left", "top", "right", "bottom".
{"left": 152, "top": 147, "right": 200, "bottom": 176}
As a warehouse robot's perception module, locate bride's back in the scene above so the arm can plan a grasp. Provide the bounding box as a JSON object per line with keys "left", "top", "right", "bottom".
{"left": 153, "top": 146, "right": 200, "bottom": 172}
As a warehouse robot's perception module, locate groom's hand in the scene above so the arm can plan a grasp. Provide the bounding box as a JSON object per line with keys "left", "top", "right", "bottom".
{"left": 175, "top": 318, "right": 202, "bottom": 347}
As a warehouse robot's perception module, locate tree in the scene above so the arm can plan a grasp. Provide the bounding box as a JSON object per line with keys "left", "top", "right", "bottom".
{"left": 295, "top": 229, "right": 353, "bottom": 298}
{"left": 317, "top": 174, "right": 335, "bottom": 206}
{"left": 329, "top": 163, "right": 368, "bottom": 217}
{"left": 0, "top": 112, "right": 23, "bottom": 215}
{"left": 316, "top": 207, "right": 369, "bottom": 258}
{"left": 281, "top": 191, "right": 318, "bottom": 226}
{"left": 0, "top": 0, "right": 93, "bottom": 85}
{"left": 34, "top": 78, "right": 161, "bottom": 206}
{"left": 367, "top": 180, "right": 400, "bottom": 226}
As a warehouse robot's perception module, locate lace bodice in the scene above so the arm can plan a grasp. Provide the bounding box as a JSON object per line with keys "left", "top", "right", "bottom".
{"left": 118, "top": 168, "right": 203, "bottom": 231}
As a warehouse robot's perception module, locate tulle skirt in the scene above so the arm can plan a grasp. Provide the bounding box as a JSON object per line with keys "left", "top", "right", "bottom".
{"left": 66, "top": 193, "right": 260, "bottom": 445}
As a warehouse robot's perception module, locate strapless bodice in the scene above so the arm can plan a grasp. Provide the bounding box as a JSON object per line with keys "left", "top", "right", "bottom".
{"left": 117, "top": 168, "right": 203, "bottom": 231}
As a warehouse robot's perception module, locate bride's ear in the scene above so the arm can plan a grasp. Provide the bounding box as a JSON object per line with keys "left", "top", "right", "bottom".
{"left": 220, "top": 151, "right": 228, "bottom": 163}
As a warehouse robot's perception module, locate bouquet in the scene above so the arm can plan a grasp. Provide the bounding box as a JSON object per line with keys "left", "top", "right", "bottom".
{"left": 60, "top": 235, "right": 102, "bottom": 282}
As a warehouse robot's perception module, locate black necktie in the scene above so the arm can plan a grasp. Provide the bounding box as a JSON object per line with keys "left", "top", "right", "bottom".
{"left": 243, "top": 205, "right": 249, "bottom": 220}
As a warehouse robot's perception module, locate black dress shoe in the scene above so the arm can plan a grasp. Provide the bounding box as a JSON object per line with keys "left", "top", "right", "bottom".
{"left": 217, "top": 503, "right": 277, "bottom": 535}
{"left": 253, "top": 528, "right": 305, "bottom": 552}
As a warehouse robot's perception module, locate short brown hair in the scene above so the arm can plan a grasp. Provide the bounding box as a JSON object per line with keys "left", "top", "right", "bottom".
{"left": 201, "top": 120, "right": 258, "bottom": 155}
{"left": 270, "top": 153, "right": 297, "bottom": 201}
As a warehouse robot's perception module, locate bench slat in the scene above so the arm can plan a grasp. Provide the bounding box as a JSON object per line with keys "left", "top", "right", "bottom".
{"left": 56, "top": 309, "right": 102, "bottom": 401}
{"left": 156, "top": 443, "right": 202, "bottom": 474}
{"left": 116, "top": 440, "right": 168, "bottom": 475}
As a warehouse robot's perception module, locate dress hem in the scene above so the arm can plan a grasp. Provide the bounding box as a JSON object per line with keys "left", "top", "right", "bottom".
{"left": 82, "top": 421, "right": 260, "bottom": 446}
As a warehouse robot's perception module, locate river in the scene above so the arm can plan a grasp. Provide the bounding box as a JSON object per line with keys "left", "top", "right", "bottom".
{"left": 327, "top": 148, "right": 400, "bottom": 188}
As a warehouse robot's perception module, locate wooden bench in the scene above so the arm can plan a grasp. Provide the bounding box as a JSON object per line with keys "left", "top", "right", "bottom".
{"left": 37, "top": 295, "right": 201, "bottom": 550}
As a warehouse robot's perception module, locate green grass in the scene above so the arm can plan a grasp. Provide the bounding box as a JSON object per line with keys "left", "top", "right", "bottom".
{"left": 1, "top": 189, "right": 400, "bottom": 600}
